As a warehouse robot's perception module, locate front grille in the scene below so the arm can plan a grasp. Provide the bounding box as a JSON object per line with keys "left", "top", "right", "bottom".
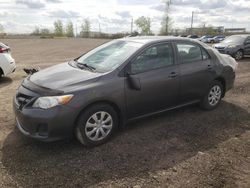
{"left": 16, "top": 93, "right": 34, "bottom": 108}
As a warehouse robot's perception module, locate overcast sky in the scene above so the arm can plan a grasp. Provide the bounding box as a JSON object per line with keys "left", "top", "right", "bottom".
{"left": 0, "top": 0, "right": 250, "bottom": 34}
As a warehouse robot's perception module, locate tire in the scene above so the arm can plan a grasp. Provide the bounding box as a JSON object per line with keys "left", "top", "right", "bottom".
{"left": 75, "top": 103, "right": 118, "bottom": 147}
{"left": 200, "top": 80, "right": 223, "bottom": 110}
{"left": 234, "top": 50, "right": 244, "bottom": 60}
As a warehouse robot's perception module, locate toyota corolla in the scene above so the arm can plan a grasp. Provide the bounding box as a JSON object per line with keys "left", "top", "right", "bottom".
{"left": 13, "top": 37, "right": 237, "bottom": 146}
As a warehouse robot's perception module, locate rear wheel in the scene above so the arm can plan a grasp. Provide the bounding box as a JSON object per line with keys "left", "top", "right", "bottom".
{"left": 234, "top": 50, "right": 243, "bottom": 60}
{"left": 75, "top": 103, "right": 118, "bottom": 147}
{"left": 200, "top": 80, "right": 223, "bottom": 110}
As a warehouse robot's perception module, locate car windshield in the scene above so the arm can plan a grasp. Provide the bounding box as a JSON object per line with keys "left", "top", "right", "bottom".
{"left": 223, "top": 36, "right": 246, "bottom": 44}
{"left": 76, "top": 40, "right": 143, "bottom": 72}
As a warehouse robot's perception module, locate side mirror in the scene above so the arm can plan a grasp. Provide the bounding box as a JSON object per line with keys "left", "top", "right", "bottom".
{"left": 127, "top": 72, "right": 141, "bottom": 90}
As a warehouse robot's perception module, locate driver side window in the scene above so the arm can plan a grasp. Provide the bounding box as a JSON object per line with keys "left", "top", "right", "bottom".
{"left": 131, "top": 43, "right": 174, "bottom": 74}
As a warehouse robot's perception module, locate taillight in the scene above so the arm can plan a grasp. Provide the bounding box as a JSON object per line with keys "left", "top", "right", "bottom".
{"left": 0, "top": 47, "right": 9, "bottom": 53}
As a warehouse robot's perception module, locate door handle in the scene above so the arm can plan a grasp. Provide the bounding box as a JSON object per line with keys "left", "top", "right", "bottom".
{"left": 169, "top": 72, "right": 178, "bottom": 78}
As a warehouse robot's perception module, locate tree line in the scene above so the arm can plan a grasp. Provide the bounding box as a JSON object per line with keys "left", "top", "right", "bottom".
{"left": 32, "top": 19, "right": 91, "bottom": 38}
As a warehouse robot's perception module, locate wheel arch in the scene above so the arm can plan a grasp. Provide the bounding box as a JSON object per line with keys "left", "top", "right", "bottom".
{"left": 74, "top": 100, "right": 124, "bottom": 130}
{"left": 0, "top": 67, "right": 4, "bottom": 76}
{"left": 214, "top": 77, "right": 226, "bottom": 97}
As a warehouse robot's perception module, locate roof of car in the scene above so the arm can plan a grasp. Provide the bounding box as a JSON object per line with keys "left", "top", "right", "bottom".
{"left": 119, "top": 36, "right": 197, "bottom": 44}
{"left": 230, "top": 34, "right": 250, "bottom": 38}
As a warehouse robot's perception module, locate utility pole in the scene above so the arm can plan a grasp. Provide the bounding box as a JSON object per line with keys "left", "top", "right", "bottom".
{"left": 75, "top": 23, "right": 77, "bottom": 37}
{"left": 190, "top": 11, "right": 194, "bottom": 35}
{"left": 131, "top": 18, "right": 133, "bottom": 34}
{"left": 99, "top": 22, "right": 101, "bottom": 34}
{"left": 165, "top": 0, "right": 171, "bottom": 35}
{"left": 203, "top": 23, "right": 206, "bottom": 35}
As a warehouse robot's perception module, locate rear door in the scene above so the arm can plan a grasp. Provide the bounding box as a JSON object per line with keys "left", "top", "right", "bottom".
{"left": 125, "top": 42, "right": 180, "bottom": 119}
{"left": 175, "top": 42, "right": 216, "bottom": 103}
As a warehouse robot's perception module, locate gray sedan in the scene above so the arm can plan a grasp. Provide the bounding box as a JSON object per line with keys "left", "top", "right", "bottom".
{"left": 213, "top": 35, "right": 250, "bottom": 60}
{"left": 14, "top": 37, "right": 237, "bottom": 146}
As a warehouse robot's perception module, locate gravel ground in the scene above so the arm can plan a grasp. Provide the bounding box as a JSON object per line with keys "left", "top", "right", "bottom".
{"left": 0, "top": 38, "right": 249, "bottom": 188}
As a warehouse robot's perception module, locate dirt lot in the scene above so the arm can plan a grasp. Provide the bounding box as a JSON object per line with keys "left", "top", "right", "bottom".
{"left": 0, "top": 38, "right": 249, "bottom": 188}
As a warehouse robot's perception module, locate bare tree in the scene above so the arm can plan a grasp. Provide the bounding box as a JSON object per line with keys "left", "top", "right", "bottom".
{"left": 135, "top": 16, "right": 152, "bottom": 35}
{"left": 32, "top": 27, "right": 40, "bottom": 35}
{"left": 40, "top": 28, "right": 50, "bottom": 35}
{"left": 0, "top": 24, "right": 4, "bottom": 33}
{"left": 54, "top": 20, "right": 64, "bottom": 37}
{"left": 160, "top": 0, "right": 173, "bottom": 35}
{"left": 80, "top": 19, "right": 91, "bottom": 38}
{"left": 66, "top": 21, "right": 74, "bottom": 37}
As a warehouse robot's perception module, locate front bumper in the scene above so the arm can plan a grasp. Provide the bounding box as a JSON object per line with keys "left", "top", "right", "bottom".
{"left": 214, "top": 48, "right": 236, "bottom": 56}
{"left": 13, "top": 86, "right": 78, "bottom": 141}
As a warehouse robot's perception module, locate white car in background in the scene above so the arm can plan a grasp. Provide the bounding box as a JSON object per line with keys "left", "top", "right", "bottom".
{"left": 0, "top": 42, "right": 16, "bottom": 77}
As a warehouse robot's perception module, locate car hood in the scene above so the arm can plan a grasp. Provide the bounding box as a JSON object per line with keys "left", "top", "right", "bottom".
{"left": 214, "top": 42, "right": 237, "bottom": 48}
{"left": 29, "top": 62, "right": 103, "bottom": 92}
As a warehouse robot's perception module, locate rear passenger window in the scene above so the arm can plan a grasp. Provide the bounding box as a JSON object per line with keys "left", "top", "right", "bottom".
{"left": 176, "top": 43, "right": 202, "bottom": 63}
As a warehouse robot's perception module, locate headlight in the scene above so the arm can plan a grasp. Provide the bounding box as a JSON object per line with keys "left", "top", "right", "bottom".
{"left": 227, "top": 45, "right": 236, "bottom": 48}
{"left": 32, "top": 95, "right": 73, "bottom": 109}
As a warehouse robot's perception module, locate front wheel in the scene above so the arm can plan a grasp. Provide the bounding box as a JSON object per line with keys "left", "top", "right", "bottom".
{"left": 234, "top": 50, "right": 243, "bottom": 60}
{"left": 200, "top": 81, "right": 223, "bottom": 110}
{"left": 75, "top": 103, "right": 118, "bottom": 147}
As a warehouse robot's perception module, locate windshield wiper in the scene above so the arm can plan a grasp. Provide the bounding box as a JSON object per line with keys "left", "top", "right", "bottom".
{"left": 75, "top": 61, "right": 96, "bottom": 72}
{"left": 80, "top": 63, "right": 96, "bottom": 71}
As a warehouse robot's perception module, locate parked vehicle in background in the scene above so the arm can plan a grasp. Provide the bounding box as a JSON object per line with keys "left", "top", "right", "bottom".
{"left": 209, "top": 35, "right": 225, "bottom": 43}
{"left": 0, "top": 42, "right": 16, "bottom": 77}
{"left": 187, "top": 35, "right": 199, "bottom": 39}
{"left": 199, "top": 35, "right": 214, "bottom": 43}
{"left": 179, "top": 35, "right": 187, "bottom": 37}
{"left": 213, "top": 35, "right": 250, "bottom": 60}
{"left": 13, "top": 36, "right": 237, "bottom": 147}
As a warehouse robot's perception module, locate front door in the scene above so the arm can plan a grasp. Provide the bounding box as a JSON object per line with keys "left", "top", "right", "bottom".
{"left": 125, "top": 43, "right": 180, "bottom": 119}
{"left": 244, "top": 37, "right": 250, "bottom": 55}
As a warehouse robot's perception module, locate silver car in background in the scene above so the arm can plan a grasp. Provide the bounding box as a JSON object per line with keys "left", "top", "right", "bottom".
{"left": 213, "top": 35, "right": 250, "bottom": 60}
{"left": 0, "top": 42, "right": 16, "bottom": 77}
